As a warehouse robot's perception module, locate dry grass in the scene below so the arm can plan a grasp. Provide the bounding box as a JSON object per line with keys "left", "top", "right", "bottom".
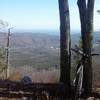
{"left": 9, "top": 66, "right": 60, "bottom": 83}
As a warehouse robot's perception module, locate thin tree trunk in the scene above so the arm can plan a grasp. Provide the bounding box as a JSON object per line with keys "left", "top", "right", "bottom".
{"left": 58, "top": 0, "right": 71, "bottom": 90}
{"left": 77, "top": 0, "right": 95, "bottom": 96}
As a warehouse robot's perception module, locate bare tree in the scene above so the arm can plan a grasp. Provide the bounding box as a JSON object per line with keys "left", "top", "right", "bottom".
{"left": 97, "top": 10, "right": 100, "bottom": 14}
{"left": 0, "top": 19, "right": 9, "bottom": 79}
{"left": 58, "top": 0, "right": 71, "bottom": 91}
{"left": 77, "top": 0, "right": 95, "bottom": 96}
{"left": 0, "top": 19, "right": 8, "bottom": 29}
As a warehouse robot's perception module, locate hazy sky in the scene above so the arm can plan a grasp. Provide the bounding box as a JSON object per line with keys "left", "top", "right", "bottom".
{"left": 0, "top": 0, "right": 100, "bottom": 31}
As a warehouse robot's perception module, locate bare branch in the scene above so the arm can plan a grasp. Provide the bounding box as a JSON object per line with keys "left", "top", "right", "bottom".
{"left": 0, "top": 19, "right": 8, "bottom": 29}
{"left": 97, "top": 10, "right": 100, "bottom": 14}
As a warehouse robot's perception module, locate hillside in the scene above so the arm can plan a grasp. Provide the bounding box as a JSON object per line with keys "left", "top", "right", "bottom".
{"left": 9, "top": 33, "right": 60, "bottom": 70}
{"left": 0, "top": 31, "right": 100, "bottom": 83}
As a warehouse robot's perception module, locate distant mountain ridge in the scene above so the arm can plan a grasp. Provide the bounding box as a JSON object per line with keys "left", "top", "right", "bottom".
{"left": 0, "top": 31, "right": 100, "bottom": 48}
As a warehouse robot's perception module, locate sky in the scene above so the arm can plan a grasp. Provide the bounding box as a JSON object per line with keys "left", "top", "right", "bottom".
{"left": 0, "top": 0, "right": 100, "bottom": 32}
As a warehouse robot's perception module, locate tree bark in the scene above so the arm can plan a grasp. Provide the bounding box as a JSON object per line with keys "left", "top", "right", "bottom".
{"left": 85, "top": 0, "right": 95, "bottom": 95}
{"left": 77, "top": 0, "right": 95, "bottom": 96}
{"left": 58, "top": 0, "right": 71, "bottom": 90}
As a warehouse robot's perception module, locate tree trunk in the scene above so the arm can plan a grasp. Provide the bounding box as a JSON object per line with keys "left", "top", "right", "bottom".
{"left": 58, "top": 0, "right": 71, "bottom": 90}
{"left": 77, "top": 0, "right": 95, "bottom": 96}
{"left": 85, "top": 0, "right": 95, "bottom": 95}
